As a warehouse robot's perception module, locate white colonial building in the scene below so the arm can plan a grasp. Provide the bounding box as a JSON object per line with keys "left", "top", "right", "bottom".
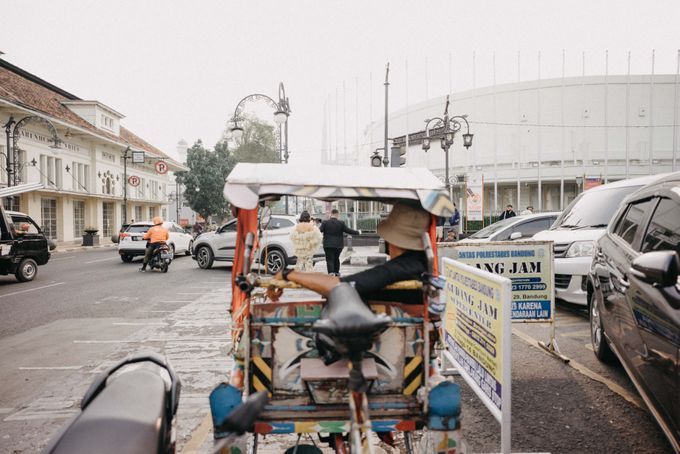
{"left": 0, "top": 58, "right": 184, "bottom": 244}
{"left": 363, "top": 74, "right": 679, "bottom": 217}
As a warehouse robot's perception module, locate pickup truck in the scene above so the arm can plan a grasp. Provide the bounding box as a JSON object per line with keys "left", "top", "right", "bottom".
{"left": 0, "top": 205, "right": 50, "bottom": 281}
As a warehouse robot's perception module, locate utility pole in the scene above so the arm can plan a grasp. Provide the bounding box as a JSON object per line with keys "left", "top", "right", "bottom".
{"left": 383, "top": 63, "right": 390, "bottom": 167}
{"left": 122, "top": 147, "right": 130, "bottom": 224}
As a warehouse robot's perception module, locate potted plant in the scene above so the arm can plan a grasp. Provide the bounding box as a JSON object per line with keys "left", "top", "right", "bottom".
{"left": 82, "top": 226, "right": 100, "bottom": 246}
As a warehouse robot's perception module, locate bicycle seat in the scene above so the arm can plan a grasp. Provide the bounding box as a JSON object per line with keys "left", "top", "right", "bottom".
{"left": 313, "top": 283, "right": 391, "bottom": 356}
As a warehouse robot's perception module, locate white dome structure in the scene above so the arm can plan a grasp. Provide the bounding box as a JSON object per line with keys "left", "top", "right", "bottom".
{"left": 364, "top": 74, "right": 679, "bottom": 217}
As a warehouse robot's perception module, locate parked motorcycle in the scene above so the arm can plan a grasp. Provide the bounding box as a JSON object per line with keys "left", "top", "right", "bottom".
{"left": 42, "top": 353, "right": 268, "bottom": 454}
{"left": 149, "top": 243, "right": 173, "bottom": 273}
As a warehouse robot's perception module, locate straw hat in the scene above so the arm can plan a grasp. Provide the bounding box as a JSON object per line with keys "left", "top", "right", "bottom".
{"left": 377, "top": 203, "right": 430, "bottom": 251}
{"left": 152, "top": 216, "right": 164, "bottom": 225}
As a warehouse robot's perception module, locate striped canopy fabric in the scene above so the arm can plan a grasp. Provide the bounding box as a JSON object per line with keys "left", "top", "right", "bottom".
{"left": 223, "top": 163, "right": 456, "bottom": 217}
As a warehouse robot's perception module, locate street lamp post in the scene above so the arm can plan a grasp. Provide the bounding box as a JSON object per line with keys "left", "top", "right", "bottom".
{"left": 3, "top": 115, "right": 61, "bottom": 187}
{"left": 421, "top": 95, "right": 473, "bottom": 196}
{"left": 229, "top": 82, "right": 291, "bottom": 212}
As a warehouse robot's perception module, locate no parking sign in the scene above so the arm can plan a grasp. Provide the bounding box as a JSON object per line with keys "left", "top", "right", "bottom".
{"left": 155, "top": 160, "right": 168, "bottom": 175}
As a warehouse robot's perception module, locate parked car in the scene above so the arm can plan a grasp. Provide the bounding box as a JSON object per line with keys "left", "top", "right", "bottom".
{"left": 117, "top": 221, "right": 193, "bottom": 263}
{"left": 458, "top": 212, "right": 560, "bottom": 243}
{"left": 534, "top": 174, "right": 668, "bottom": 305}
{"left": 0, "top": 207, "right": 50, "bottom": 282}
{"left": 192, "top": 215, "right": 324, "bottom": 272}
{"left": 587, "top": 171, "right": 680, "bottom": 451}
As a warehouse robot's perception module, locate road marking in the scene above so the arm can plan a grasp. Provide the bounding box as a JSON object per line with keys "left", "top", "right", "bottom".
{"left": 19, "top": 366, "right": 82, "bottom": 370}
{"left": 0, "top": 282, "right": 65, "bottom": 299}
{"left": 512, "top": 328, "right": 644, "bottom": 409}
{"left": 141, "top": 310, "right": 175, "bottom": 313}
{"left": 74, "top": 337, "right": 228, "bottom": 344}
{"left": 176, "top": 292, "right": 208, "bottom": 295}
{"left": 158, "top": 300, "right": 194, "bottom": 303}
{"left": 49, "top": 256, "right": 76, "bottom": 262}
{"left": 112, "top": 322, "right": 167, "bottom": 326}
{"left": 584, "top": 343, "right": 594, "bottom": 352}
{"left": 561, "top": 329, "right": 591, "bottom": 338}
{"left": 181, "top": 413, "right": 213, "bottom": 454}
{"left": 84, "top": 257, "right": 118, "bottom": 264}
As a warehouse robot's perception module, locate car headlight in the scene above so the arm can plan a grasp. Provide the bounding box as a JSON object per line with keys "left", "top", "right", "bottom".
{"left": 566, "top": 241, "right": 595, "bottom": 258}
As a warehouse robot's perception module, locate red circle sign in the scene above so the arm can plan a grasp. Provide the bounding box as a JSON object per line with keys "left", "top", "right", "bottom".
{"left": 155, "top": 161, "right": 168, "bottom": 175}
{"left": 128, "top": 175, "right": 140, "bottom": 187}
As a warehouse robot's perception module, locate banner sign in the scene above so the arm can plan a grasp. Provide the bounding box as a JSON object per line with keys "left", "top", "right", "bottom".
{"left": 440, "top": 241, "right": 554, "bottom": 322}
{"left": 442, "top": 257, "right": 512, "bottom": 443}
{"left": 466, "top": 173, "right": 484, "bottom": 221}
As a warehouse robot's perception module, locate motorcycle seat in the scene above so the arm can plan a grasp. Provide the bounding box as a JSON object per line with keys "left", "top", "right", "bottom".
{"left": 44, "top": 368, "right": 168, "bottom": 454}
{"left": 313, "top": 283, "right": 391, "bottom": 356}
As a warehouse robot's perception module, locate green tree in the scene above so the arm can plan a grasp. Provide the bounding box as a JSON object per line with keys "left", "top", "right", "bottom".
{"left": 175, "top": 140, "right": 232, "bottom": 221}
{"left": 176, "top": 117, "right": 280, "bottom": 221}
{"left": 229, "top": 116, "right": 280, "bottom": 163}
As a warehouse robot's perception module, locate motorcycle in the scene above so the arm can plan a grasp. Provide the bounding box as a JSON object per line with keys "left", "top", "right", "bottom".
{"left": 149, "top": 242, "right": 173, "bottom": 273}
{"left": 42, "top": 353, "right": 268, "bottom": 454}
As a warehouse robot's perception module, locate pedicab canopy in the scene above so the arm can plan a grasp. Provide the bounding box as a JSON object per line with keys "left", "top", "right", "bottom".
{"left": 223, "top": 163, "right": 455, "bottom": 217}
{"left": 223, "top": 163, "right": 451, "bottom": 334}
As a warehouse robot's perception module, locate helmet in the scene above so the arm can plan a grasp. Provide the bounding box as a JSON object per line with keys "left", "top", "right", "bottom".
{"left": 152, "top": 216, "right": 163, "bottom": 225}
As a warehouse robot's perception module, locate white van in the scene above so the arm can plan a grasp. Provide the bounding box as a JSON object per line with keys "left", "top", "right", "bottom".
{"left": 534, "top": 174, "right": 668, "bottom": 306}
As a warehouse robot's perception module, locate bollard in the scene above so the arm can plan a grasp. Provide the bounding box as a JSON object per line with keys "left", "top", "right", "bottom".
{"left": 347, "top": 235, "right": 353, "bottom": 252}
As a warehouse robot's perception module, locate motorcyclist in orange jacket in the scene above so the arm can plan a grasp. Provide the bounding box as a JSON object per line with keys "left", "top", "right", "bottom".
{"left": 140, "top": 216, "right": 169, "bottom": 272}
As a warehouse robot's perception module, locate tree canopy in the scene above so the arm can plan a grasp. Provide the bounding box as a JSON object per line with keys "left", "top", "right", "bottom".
{"left": 176, "top": 116, "right": 280, "bottom": 221}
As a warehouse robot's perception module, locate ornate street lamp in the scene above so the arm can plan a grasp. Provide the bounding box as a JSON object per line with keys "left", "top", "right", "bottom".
{"left": 3, "top": 115, "right": 61, "bottom": 187}
{"left": 228, "top": 82, "right": 291, "bottom": 163}
{"left": 229, "top": 82, "right": 291, "bottom": 212}
{"left": 422, "top": 95, "right": 473, "bottom": 195}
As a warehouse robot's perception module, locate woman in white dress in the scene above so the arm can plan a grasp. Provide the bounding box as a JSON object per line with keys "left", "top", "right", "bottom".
{"left": 289, "top": 211, "right": 322, "bottom": 272}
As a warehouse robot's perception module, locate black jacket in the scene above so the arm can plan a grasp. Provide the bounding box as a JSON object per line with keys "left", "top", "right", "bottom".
{"left": 319, "top": 218, "right": 359, "bottom": 248}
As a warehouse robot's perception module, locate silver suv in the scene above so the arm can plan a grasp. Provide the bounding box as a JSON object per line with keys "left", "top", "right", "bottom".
{"left": 192, "top": 215, "right": 322, "bottom": 272}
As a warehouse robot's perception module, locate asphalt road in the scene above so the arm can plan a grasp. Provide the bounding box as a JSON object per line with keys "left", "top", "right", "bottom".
{"left": 0, "top": 249, "right": 674, "bottom": 453}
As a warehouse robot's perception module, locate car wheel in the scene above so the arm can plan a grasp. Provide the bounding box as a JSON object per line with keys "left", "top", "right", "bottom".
{"left": 590, "top": 292, "right": 615, "bottom": 363}
{"left": 196, "top": 246, "right": 214, "bottom": 269}
{"left": 16, "top": 258, "right": 38, "bottom": 282}
{"left": 169, "top": 244, "right": 175, "bottom": 259}
{"left": 264, "top": 248, "right": 287, "bottom": 274}
{"left": 121, "top": 254, "right": 133, "bottom": 263}
{"left": 185, "top": 241, "right": 193, "bottom": 256}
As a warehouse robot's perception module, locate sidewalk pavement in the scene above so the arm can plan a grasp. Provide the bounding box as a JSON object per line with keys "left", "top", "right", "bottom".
{"left": 52, "top": 241, "right": 117, "bottom": 253}
{"left": 341, "top": 245, "right": 388, "bottom": 266}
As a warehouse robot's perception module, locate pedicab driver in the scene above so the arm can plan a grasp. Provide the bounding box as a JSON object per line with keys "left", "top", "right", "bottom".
{"left": 274, "top": 202, "right": 430, "bottom": 304}
{"left": 140, "top": 216, "right": 169, "bottom": 272}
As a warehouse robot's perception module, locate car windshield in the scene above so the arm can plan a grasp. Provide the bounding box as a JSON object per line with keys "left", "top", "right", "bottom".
{"left": 470, "top": 217, "right": 518, "bottom": 239}
{"left": 553, "top": 185, "right": 644, "bottom": 229}
{"left": 126, "top": 225, "right": 151, "bottom": 233}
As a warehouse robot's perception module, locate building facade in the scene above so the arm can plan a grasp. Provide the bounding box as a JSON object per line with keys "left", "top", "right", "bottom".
{"left": 363, "top": 74, "right": 679, "bottom": 216}
{"left": 0, "top": 58, "right": 184, "bottom": 243}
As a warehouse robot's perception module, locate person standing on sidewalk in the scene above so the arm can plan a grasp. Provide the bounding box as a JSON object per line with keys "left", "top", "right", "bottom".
{"left": 290, "top": 211, "right": 322, "bottom": 272}
{"left": 319, "top": 209, "right": 360, "bottom": 276}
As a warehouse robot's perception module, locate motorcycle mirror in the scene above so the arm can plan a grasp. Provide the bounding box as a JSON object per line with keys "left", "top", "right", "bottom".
{"left": 259, "top": 206, "right": 272, "bottom": 230}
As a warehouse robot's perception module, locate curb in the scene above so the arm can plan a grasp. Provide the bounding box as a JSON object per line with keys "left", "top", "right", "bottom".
{"left": 349, "top": 254, "right": 388, "bottom": 266}
{"left": 52, "top": 244, "right": 117, "bottom": 254}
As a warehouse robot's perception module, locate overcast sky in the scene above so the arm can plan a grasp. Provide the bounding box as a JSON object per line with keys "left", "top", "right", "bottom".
{"left": 1, "top": 0, "right": 679, "bottom": 163}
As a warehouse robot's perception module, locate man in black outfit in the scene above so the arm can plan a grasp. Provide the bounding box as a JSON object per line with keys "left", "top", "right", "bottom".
{"left": 275, "top": 202, "right": 430, "bottom": 305}
{"left": 319, "top": 209, "right": 360, "bottom": 276}
{"left": 500, "top": 204, "right": 516, "bottom": 220}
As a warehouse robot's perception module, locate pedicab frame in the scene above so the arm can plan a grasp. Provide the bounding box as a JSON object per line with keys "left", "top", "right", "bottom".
{"left": 222, "top": 163, "right": 460, "bottom": 453}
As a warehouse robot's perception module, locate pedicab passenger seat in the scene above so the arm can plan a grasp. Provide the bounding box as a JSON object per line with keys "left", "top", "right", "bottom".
{"left": 312, "top": 283, "right": 392, "bottom": 356}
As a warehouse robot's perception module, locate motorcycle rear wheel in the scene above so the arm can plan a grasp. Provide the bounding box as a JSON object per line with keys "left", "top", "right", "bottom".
{"left": 161, "top": 263, "right": 169, "bottom": 273}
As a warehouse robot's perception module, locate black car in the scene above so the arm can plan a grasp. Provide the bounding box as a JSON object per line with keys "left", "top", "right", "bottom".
{"left": 0, "top": 206, "right": 51, "bottom": 282}
{"left": 587, "top": 171, "right": 680, "bottom": 451}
